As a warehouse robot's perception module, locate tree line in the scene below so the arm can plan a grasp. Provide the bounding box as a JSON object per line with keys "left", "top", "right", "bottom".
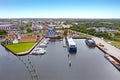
{"left": 71, "top": 22, "right": 120, "bottom": 41}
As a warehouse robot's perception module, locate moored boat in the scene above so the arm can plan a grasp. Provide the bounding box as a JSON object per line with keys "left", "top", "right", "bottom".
{"left": 104, "top": 54, "right": 120, "bottom": 71}
{"left": 85, "top": 38, "right": 96, "bottom": 47}
{"left": 32, "top": 48, "right": 46, "bottom": 55}
{"left": 66, "top": 37, "right": 77, "bottom": 53}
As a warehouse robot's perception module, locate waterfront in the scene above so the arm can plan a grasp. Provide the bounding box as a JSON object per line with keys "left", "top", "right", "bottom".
{"left": 0, "top": 39, "right": 120, "bottom": 80}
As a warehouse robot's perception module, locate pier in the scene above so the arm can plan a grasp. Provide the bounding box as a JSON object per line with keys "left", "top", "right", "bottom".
{"left": 63, "top": 37, "right": 66, "bottom": 47}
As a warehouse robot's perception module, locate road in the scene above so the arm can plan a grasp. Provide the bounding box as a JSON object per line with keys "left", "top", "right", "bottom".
{"left": 93, "top": 37, "right": 120, "bottom": 61}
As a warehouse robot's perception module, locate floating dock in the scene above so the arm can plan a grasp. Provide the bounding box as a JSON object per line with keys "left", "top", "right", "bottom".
{"left": 63, "top": 38, "right": 66, "bottom": 47}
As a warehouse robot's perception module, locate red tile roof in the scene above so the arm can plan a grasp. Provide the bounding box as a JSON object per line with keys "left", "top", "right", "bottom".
{"left": 21, "top": 35, "right": 37, "bottom": 40}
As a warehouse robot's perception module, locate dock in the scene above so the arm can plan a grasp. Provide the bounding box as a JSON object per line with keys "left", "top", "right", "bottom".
{"left": 63, "top": 38, "right": 66, "bottom": 47}
{"left": 104, "top": 54, "right": 120, "bottom": 71}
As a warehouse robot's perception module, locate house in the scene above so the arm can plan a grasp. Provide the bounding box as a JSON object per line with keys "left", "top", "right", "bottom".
{"left": 13, "top": 38, "right": 19, "bottom": 44}
{"left": 62, "top": 25, "right": 70, "bottom": 29}
{"left": 4, "top": 35, "right": 15, "bottom": 44}
{"left": 5, "top": 34, "right": 14, "bottom": 42}
{"left": 4, "top": 31, "right": 20, "bottom": 44}
{"left": 4, "top": 39, "right": 11, "bottom": 44}
{"left": 20, "top": 35, "right": 37, "bottom": 42}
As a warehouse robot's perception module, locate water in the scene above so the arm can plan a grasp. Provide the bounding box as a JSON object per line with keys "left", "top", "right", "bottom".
{"left": 0, "top": 39, "right": 120, "bottom": 80}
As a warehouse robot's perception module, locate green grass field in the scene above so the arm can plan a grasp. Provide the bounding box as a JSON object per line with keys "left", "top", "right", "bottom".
{"left": 5, "top": 42, "right": 36, "bottom": 54}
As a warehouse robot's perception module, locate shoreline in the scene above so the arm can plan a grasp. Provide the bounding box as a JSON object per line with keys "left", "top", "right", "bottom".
{"left": 93, "top": 37, "right": 120, "bottom": 63}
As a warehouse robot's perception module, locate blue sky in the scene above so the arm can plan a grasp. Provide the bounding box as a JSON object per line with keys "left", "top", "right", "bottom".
{"left": 0, "top": 0, "right": 120, "bottom": 18}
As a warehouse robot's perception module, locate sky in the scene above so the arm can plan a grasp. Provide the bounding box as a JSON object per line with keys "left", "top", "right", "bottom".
{"left": 0, "top": 0, "right": 120, "bottom": 18}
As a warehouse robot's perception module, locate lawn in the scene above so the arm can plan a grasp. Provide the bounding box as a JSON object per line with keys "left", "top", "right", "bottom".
{"left": 5, "top": 42, "right": 36, "bottom": 54}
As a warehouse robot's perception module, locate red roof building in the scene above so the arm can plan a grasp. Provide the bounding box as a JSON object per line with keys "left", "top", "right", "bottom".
{"left": 20, "top": 35, "right": 37, "bottom": 42}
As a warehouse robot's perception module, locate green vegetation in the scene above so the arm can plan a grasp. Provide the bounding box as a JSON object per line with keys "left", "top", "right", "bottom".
{"left": 113, "top": 32, "right": 120, "bottom": 41}
{"left": 0, "top": 30, "right": 7, "bottom": 36}
{"left": 110, "top": 41, "right": 120, "bottom": 48}
{"left": 71, "top": 24, "right": 110, "bottom": 39}
{"left": 70, "top": 21, "right": 120, "bottom": 47}
{"left": 27, "top": 28, "right": 32, "bottom": 33}
{"left": 71, "top": 22, "right": 120, "bottom": 40}
{"left": 19, "top": 25, "right": 24, "bottom": 31}
{"left": 26, "top": 22, "right": 32, "bottom": 27}
{"left": 39, "top": 30, "right": 42, "bottom": 34}
{"left": 106, "top": 40, "right": 120, "bottom": 48}
{"left": 63, "top": 29, "right": 68, "bottom": 37}
{"left": 71, "top": 24, "right": 87, "bottom": 33}
{"left": 5, "top": 42, "right": 36, "bottom": 54}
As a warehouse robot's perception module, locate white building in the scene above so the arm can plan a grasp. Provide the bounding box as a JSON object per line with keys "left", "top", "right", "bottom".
{"left": 13, "top": 38, "right": 19, "bottom": 44}
{"left": 0, "top": 24, "right": 12, "bottom": 30}
{"left": 62, "top": 25, "right": 70, "bottom": 28}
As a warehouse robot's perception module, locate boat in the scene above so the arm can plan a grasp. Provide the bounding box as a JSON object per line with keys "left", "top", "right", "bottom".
{"left": 38, "top": 42, "right": 47, "bottom": 47}
{"left": 32, "top": 48, "right": 46, "bottom": 55}
{"left": 66, "top": 37, "right": 77, "bottom": 52}
{"left": 43, "top": 40, "right": 48, "bottom": 44}
{"left": 104, "top": 54, "right": 120, "bottom": 71}
{"left": 85, "top": 38, "right": 96, "bottom": 47}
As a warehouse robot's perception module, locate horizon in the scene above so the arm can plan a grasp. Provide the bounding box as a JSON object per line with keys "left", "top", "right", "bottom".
{"left": 0, "top": 0, "right": 120, "bottom": 18}
{"left": 1, "top": 18, "right": 120, "bottom": 19}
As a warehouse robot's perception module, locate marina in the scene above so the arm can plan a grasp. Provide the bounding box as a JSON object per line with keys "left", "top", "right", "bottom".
{"left": 0, "top": 39, "right": 120, "bottom": 80}
{"left": 0, "top": 0, "right": 120, "bottom": 80}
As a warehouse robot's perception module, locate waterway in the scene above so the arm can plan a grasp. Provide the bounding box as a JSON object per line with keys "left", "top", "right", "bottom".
{"left": 0, "top": 39, "right": 120, "bottom": 80}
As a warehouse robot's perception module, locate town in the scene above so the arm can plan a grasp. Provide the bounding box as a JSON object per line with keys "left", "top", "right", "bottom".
{"left": 1, "top": 0, "right": 120, "bottom": 79}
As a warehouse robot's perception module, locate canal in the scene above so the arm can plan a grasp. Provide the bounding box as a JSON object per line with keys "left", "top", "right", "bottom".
{"left": 0, "top": 39, "right": 120, "bottom": 80}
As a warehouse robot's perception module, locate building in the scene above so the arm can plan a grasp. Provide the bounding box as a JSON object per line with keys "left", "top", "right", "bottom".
{"left": 0, "top": 24, "right": 11, "bottom": 30}
{"left": 32, "top": 21, "right": 43, "bottom": 31}
{"left": 87, "top": 27, "right": 118, "bottom": 33}
{"left": 0, "top": 24, "right": 19, "bottom": 31}
{"left": 20, "top": 35, "right": 37, "bottom": 42}
{"left": 13, "top": 38, "right": 19, "bottom": 44}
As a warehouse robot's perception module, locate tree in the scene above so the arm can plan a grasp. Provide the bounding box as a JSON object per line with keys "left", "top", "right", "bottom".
{"left": 26, "top": 22, "right": 32, "bottom": 27}
{"left": 63, "top": 29, "right": 68, "bottom": 37}
{"left": 87, "top": 29, "right": 96, "bottom": 35}
{"left": 94, "top": 31, "right": 109, "bottom": 39}
{"left": 27, "top": 28, "right": 32, "bottom": 33}
{"left": 0, "top": 30, "right": 7, "bottom": 35}
{"left": 119, "top": 28, "right": 120, "bottom": 31}
{"left": 94, "top": 31, "right": 103, "bottom": 37}
{"left": 19, "top": 25, "right": 24, "bottom": 31}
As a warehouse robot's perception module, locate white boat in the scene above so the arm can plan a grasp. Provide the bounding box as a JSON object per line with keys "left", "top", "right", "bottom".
{"left": 43, "top": 40, "right": 48, "bottom": 44}
{"left": 45, "top": 38, "right": 50, "bottom": 41}
{"left": 32, "top": 48, "right": 46, "bottom": 55}
{"left": 66, "top": 37, "right": 77, "bottom": 52}
{"left": 38, "top": 43, "right": 47, "bottom": 47}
